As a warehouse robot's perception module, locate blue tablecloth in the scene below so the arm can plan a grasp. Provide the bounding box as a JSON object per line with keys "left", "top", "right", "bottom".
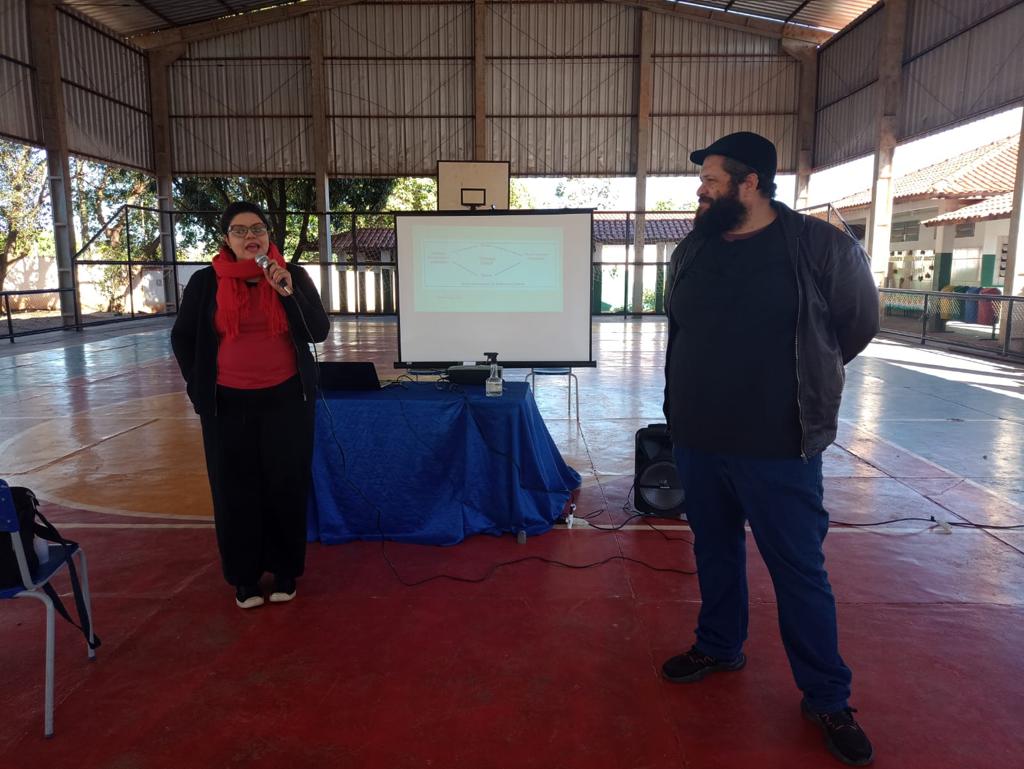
{"left": 307, "top": 382, "right": 581, "bottom": 545}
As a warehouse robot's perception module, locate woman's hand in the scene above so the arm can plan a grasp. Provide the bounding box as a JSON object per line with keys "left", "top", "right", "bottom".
{"left": 264, "top": 261, "right": 293, "bottom": 296}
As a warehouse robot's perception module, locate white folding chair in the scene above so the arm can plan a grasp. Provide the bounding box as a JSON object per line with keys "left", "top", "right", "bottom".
{"left": 525, "top": 367, "right": 580, "bottom": 422}
{"left": 0, "top": 480, "right": 97, "bottom": 738}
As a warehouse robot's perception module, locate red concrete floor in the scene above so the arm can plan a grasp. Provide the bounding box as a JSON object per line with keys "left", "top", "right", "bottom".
{"left": 1, "top": 317, "right": 1023, "bottom": 769}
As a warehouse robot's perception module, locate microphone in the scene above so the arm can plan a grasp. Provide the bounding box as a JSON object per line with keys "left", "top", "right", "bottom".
{"left": 254, "top": 254, "right": 291, "bottom": 294}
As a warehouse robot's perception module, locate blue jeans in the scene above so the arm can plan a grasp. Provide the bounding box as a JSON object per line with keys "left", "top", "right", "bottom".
{"left": 673, "top": 446, "right": 852, "bottom": 712}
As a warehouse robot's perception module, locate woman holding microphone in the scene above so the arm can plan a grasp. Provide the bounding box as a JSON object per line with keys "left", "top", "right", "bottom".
{"left": 172, "top": 201, "right": 330, "bottom": 609}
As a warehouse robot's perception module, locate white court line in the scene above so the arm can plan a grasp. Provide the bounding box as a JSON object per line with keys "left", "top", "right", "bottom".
{"left": 29, "top": 490, "right": 210, "bottom": 521}
{"left": 838, "top": 417, "right": 1024, "bottom": 512}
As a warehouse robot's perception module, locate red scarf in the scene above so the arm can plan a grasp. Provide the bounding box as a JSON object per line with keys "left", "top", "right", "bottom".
{"left": 211, "top": 243, "right": 290, "bottom": 339}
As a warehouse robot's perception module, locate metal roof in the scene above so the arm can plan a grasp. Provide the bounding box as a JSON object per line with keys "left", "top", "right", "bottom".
{"left": 659, "top": 0, "right": 878, "bottom": 33}
{"left": 61, "top": 0, "right": 880, "bottom": 39}
{"left": 62, "top": 0, "right": 280, "bottom": 38}
{"left": 327, "top": 215, "right": 695, "bottom": 255}
{"left": 831, "top": 134, "right": 1020, "bottom": 210}
{"left": 922, "top": 192, "right": 1016, "bottom": 227}
{"left": 592, "top": 213, "right": 694, "bottom": 244}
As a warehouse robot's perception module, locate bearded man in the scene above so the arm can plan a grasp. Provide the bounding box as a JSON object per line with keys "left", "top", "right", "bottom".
{"left": 661, "top": 132, "right": 879, "bottom": 766}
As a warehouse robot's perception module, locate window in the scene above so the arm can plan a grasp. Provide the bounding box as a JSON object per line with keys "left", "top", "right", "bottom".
{"left": 955, "top": 221, "right": 976, "bottom": 238}
{"left": 950, "top": 247, "right": 981, "bottom": 285}
{"left": 890, "top": 220, "right": 920, "bottom": 243}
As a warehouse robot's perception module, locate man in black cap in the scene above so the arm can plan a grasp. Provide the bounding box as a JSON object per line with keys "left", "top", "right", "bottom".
{"left": 660, "top": 132, "right": 879, "bottom": 766}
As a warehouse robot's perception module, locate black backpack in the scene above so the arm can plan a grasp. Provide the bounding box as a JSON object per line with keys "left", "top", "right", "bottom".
{"left": 1, "top": 486, "right": 101, "bottom": 650}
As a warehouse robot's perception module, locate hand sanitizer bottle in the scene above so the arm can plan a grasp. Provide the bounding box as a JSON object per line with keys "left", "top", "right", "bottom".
{"left": 485, "top": 363, "right": 503, "bottom": 397}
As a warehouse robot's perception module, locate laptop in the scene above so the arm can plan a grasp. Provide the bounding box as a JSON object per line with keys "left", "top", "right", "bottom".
{"left": 318, "top": 361, "right": 381, "bottom": 392}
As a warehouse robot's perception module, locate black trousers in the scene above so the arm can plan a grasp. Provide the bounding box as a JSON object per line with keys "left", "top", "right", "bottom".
{"left": 199, "top": 376, "right": 315, "bottom": 586}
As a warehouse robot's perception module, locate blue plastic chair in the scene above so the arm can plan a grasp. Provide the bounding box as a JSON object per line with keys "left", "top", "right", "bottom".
{"left": 526, "top": 368, "right": 580, "bottom": 422}
{"left": 0, "top": 480, "right": 96, "bottom": 737}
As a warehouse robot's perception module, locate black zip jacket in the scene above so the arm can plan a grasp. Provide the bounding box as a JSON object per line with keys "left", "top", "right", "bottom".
{"left": 663, "top": 201, "right": 879, "bottom": 458}
{"left": 171, "top": 264, "right": 331, "bottom": 415}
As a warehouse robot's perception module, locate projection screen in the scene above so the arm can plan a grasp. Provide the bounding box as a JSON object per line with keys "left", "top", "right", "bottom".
{"left": 395, "top": 211, "right": 594, "bottom": 367}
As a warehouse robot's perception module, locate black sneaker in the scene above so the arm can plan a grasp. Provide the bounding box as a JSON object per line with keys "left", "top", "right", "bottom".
{"left": 661, "top": 646, "right": 746, "bottom": 683}
{"left": 235, "top": 584, "right": 264, "bottom": 609}
{"left": 269, "top": 575, "right": 296, "bottom": 603}
{"left": 802, "top": 701, "right": 874, "bottom": 766}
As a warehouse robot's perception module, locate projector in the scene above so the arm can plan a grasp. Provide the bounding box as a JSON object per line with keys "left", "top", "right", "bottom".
{"left": 447, "top": 364, "right": 501, "bottom": 385}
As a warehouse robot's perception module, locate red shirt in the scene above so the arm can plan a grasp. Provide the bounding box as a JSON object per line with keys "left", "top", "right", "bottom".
{"left": 216, "top": 282, "right": 298, "bottom": 389}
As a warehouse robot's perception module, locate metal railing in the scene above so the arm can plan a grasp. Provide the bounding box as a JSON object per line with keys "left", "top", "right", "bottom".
{"left": 878, "top": 288, "right": 1023, "bottom": 359}
{"left": 72, "top": 204, "right": 179, "bottom": 329}
{"left": 62, "top": 205, "right": 695, "bottom": 319}
{"left": 589, "top": 211, "right": 689, "bottom": 316}
{"left": 9, "top": 204, "right": 1023, "bottom": 363}
{"left": 1, "top": 288, "right": 76, "bottom": 343}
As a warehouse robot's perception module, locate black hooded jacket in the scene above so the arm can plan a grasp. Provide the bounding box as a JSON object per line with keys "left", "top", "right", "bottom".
{"left": 171, "top": 264, "right": 330, "bottom": 415}
{"left": 663, "top": 201, "right": 879, "bottom": 458}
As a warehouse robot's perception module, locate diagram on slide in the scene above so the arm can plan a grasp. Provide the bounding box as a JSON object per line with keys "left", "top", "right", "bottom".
{"left": 420, "top": 239, "right": 561, "bottom": 290}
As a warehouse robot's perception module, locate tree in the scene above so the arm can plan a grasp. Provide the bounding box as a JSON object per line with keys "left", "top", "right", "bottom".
{"left": 173, "top": 177, "right": 396, "bottom": 262}
{"left": 652, "top": 197, "right": 697, "bottom": 212}
{"left": 0, "top": 140, "right": 51, "bottom": 291}
{"left": 385, "top": 177, "right": 437, "bottom": 211}
{"left": 69, "top": 157, "right": 159, "bottom": 312}
{"left": 554, "top": 177, "right": 613, "bottom": 208}
{"left": 509, "top": 179, "right": 536, "bottom": 209}
{"left": 71, "top": 157, "right": 158, "bottom": 252}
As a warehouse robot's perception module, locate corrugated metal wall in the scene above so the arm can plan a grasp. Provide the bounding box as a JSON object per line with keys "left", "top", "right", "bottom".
{"left": 489, "top": 2, "right": 636, "bottom": 175}
{"left": 651, "top": 15, "right": 799, "bottom": 174}
{"left": 0, "top": 0, "right": 40, "bottom": 144}
{"left": 814, "top": 4, "right": 883, "bottom": 168}
{"left": 325, "top": 2, "right": 474, "bottom": 175}
{"left": 57, "top": 10, "right": 151, "bottom": 170}
{"left": 900, "top": 0, "right": 1024, "bottom": 139}
{"left": 904, "top": 0, "right": 1018, "bottom": 57}
{"left": 167, "top": 1, "right": 801, "bottom": 177}
{"left": 816, "top": 0, "right": 1024, "bottom": 169}
{"left": 8, "top": 1, "right": 1020, "bottom": 180}
{"left": 814, "top": 82, "right": 880, "bottom": 167}
{"left": 171, "top": 16, "right": 311, "bottom": 175}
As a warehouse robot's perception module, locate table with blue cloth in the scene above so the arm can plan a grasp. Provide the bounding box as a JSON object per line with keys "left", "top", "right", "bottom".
{"left": 307, "top": 381, "right": 581, "bottom": 545}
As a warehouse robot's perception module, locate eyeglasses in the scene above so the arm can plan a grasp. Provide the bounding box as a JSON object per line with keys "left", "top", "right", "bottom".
{"left": 227, "top": 224, "right": 268, "bottom": 237}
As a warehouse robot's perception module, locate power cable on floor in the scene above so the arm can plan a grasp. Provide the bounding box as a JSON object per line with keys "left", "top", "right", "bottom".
{"left": 315, "top": 380, "right": 697, "bottom": 584}
{"left": 831, "top": 515, "right": 1024, "bottom": 531}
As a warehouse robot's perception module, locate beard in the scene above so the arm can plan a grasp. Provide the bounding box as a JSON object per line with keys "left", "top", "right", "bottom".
{"left": 692, "top": 184, "right": 748, "bottom": 237}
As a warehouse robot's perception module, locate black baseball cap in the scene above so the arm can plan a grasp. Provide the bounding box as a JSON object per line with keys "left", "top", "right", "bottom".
{"left": 690, "top": 131, "right": 777, "bottom": 181}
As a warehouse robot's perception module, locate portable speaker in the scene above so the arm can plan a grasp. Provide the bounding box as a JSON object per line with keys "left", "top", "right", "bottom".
{"left": 634, "top": 424, "right": 686, "bottom": 518}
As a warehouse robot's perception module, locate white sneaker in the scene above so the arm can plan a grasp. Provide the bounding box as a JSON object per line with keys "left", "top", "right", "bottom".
{"left": 235, "top": 585, "right": 264, "bottom": 609}
{"left": 269, "top": 576, "right": 296, "bottom": 603}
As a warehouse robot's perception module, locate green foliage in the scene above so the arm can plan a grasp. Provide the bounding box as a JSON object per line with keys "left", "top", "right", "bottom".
{"left": 642, "top": 287, "right": 657, "bottom": 312}
{"left": 652, "top": 197, "right": 697, "bottom": 213}
{"left": 0, "top": 139, "right": 51, "bottom": 289}
{"left": 172, "top": 176, "right": 396, "bottom": 262}
{"left": 70, "top": 157, "right": 157, "bottom": 243}
{"left": 385, "top": 177, "right": 437, "bottom": 211}
{"left": 95, "top": 264, "right": 128, "bottom": 314}
{"left": 70, "top": 157, "right": 159, "bottom": 312}
{"left": 509, "top": 179, "right": 536, "bottom": 209}
{"left": 554, "top": 177, "right": 613, "bottom": 208}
